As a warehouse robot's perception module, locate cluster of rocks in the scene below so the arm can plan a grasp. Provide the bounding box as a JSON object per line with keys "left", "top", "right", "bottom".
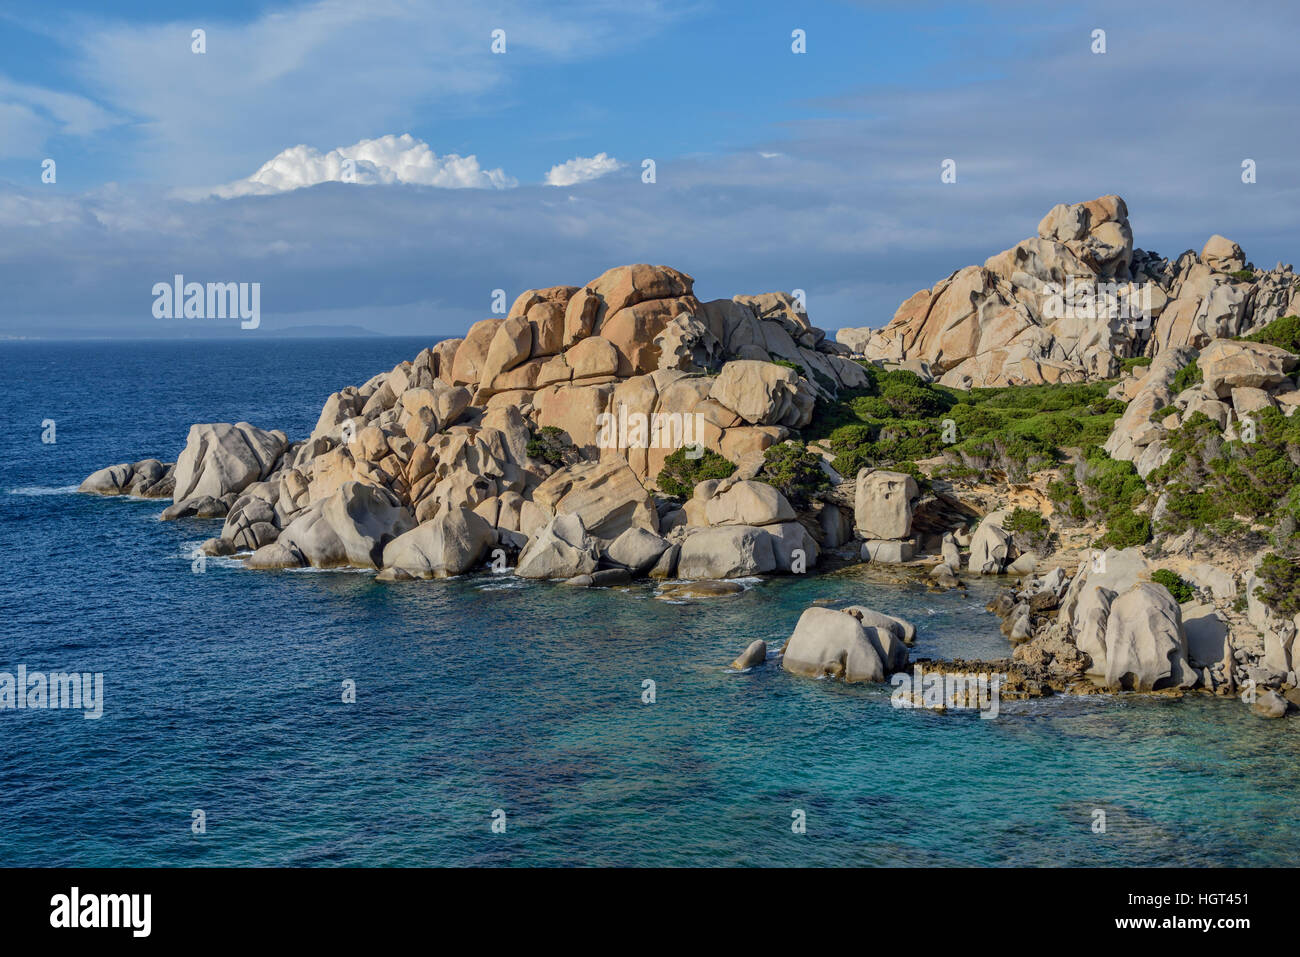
{"left": 839, "top": 195, "right": 1300, "bottom": 387}
{"left": 983, "top": 547, "right": 1297, "bottom": 717}
{"left": 1103, "top": 337, "right": 1299, "bottom": 477}
{"left": 76, "top": 246, "right": 1298, "bottom": 721}
{"left": 79, "top": 264, "right": 877, "bottom": 585}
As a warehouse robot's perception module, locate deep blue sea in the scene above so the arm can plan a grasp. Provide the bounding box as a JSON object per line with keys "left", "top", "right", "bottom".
{"left": 1, "top": 338, "right": 1297, "bottom": 867}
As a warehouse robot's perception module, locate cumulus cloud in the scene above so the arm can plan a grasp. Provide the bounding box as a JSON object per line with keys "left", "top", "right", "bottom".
{"left": 544, "top": 152, "right": 622, "bottom": 186}
{"left": 197, "top": 134, "right": 516, "bottom": 198}
{"left": 47, "top": 1, "right": 683, "bottom": 186}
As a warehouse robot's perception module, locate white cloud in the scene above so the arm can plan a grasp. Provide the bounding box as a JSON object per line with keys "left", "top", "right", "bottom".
{"left": 198, "top": 134, "right": 516, "bottom": 197}
{"left": 43, "top": 1, "right": 684, "bottom": 186}
{"left": 544, "top": 152, "right": 622, "bottom": 186}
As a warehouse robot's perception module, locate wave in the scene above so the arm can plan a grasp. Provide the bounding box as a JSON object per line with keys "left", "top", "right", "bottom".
{"left": 8, "top": 485, "right": 80, "bottom": 496}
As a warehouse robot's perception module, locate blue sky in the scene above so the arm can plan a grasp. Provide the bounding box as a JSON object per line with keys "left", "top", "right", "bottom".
{"left": 0, "top": 0, "right": 1297, "bottom": 337}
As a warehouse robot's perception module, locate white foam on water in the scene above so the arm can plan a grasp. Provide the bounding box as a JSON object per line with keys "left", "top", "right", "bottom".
{"left": 177, "top": 539, "right": 246, "bottom": 569}
{"left": 8, "top": 485, "right": 80, "bottom": 496}
{"left": 477, "top": 578, "right": 528, "bottom": 591}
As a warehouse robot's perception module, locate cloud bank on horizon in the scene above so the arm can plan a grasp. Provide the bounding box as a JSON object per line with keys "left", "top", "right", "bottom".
{"left": 0, "top": 0, "right": 1297, "bottom": 338}
{"left": 199, "top": 134, "right": 519, "bottom": 198}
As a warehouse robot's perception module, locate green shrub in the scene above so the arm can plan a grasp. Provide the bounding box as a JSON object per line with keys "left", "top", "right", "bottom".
{"left": 1254, "top": 552, "right": 1300, "bottom": 618}
{"left": 1150, "top": 407, "right": 1300, "bottom": 539}
{"left": 1095, "top": 511, "right": 1151, "bottom": 549}
{"left": 798, "top": 372, "right": 1127, "bottom": 485}
{"left": 1171, "top": 358, "right": 1203, "bottom": 394}
{"left": 1121, "top": 356, "right": 1153, "bottom": 372}
{"left": 1243, "top": 314, "right": 1300, "bottom": 354}
{"left": 849, "top": 395, "right": 893, "bottom": 420}
{"left": 1151, "top": 569, "right": 1194, "bottom": 603}
{"left": 1005, "top": 507, "right": 1050, "bottom": 552}
{"left": 656, "top": 447, "right": 736, "bottom": 498}
{"left": 1048, "top": 479, "right": 1086, "bottom": 523}
{"left": 757, "top": 442, "right": 831, "bottom": 507}
{"left": 526, "top": 426, "right": 574, "bottom": 467}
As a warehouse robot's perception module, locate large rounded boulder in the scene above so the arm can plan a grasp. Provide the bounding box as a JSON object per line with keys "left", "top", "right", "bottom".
{"left": 781, "top": 606, "right": 908, "bottom": 684}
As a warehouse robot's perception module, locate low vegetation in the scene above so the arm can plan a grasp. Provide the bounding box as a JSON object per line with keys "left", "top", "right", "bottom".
{"left": 1151, "top": 569, "right": 1195, "bottom": 603}
{"left": 1243, "top": 314, "right": 1300, "bottom": 354}
{"left": 1004, "top": 507, "right": 1051, "bottom": 554}
{"left": 757, "top": 441, "right": 831, "bottom": 507}
{"left": 656, "top": 447, "right": 736, "bottom": 498}
{"left": 526, "top": 426, "right": 575, "bottom": 467}
{"left": 804, "top": 363, "right": 1127, "bottom": 486}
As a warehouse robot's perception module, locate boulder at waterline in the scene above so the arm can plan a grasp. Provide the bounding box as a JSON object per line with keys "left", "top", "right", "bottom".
{"left": 1098, "top": 583, "right": 1196, "bottom": 691}
{"left": 278, "top": 481, "right": 416, "bottom": 569}
{"left": 781, "top": 606, "right": 906, "bottom": 684}
{"left": 676, "top": 525, "right": 777, "bottom": 579}
{"left": 730, "top": 639, "right": 767, "bottom": 670}
{"left": 172, "top": 422, "right": 288, "bottom": 504}
{"left": 515, "top": 513, "right": 600, "bottom": 579}
{"left": 657, "top": 580, "right": 744, "bottom": 600}
{"left": 380, "top": 506, "right": 496, "bottom": 579}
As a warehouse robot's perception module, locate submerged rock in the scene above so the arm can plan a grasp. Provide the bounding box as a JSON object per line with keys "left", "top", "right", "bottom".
{"left": 657, "top": 580, "right": 744, "bottom": 600}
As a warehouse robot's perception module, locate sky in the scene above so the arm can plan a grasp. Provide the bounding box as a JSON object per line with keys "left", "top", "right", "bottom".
{"left": 0, "top": 0, "right": 1297, "bottom": 338}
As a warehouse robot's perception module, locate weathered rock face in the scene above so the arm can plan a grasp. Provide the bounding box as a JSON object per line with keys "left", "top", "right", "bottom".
{"left": 1197, "top": 339, "right": 1299, "bottom": 395}
{"left": 278, "top": 481, "right": 416, "bottom": 569}
{"left": 854, "top": 469, "right": 919, "bottom": 539}
{"left": 172, "top": 422, "right": 287, "bottom": 504}
{"left": 380, "top": 506, "right": 496, "bottom": 578}
{"left": 968, "top": 514, "right": 1016, "bottom": 574}
{"left": 781, "top": 606, "right": 906, "bottom": 684}
{"left": 1183, "top": 603, "right": 1229, "bottom": 668}
{"left": 861, "top": 195, "right": 1300, "bottom": 387}
{"left": 1097, "top": 583, "right": 1196, "bottom": 691}
{"left": 703, "top": 480, "right": 796, "bottom": 527}
{"left": 531, "top": 459, "right": 657, "bottom": 540}
{"left": 676, "top": 525, "right": 777, "bottom": 579}
{"left": 1102, "top": 346, "right": 1196, "bottom": 463}
{"left": 707, "top": 360, "right": 815, "bottom": 428}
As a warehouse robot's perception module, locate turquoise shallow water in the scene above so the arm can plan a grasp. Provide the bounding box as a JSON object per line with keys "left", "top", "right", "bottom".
{"left": 1, "top": 339, "right": 1297, "bottom": 867}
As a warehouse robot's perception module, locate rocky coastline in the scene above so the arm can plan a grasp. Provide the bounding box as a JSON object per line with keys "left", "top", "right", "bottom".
{"left": 79, "top": 196, "right": 1300, "bottom": 720}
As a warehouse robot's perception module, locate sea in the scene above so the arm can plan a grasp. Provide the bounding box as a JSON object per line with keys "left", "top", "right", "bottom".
{"left": 1, "top": 337, "right": 1296, "bottom": 866}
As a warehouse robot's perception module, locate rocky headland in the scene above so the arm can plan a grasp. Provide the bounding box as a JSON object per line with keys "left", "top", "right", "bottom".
{"left": 80, "top": 197, "right": 1300, "bottom": 719}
